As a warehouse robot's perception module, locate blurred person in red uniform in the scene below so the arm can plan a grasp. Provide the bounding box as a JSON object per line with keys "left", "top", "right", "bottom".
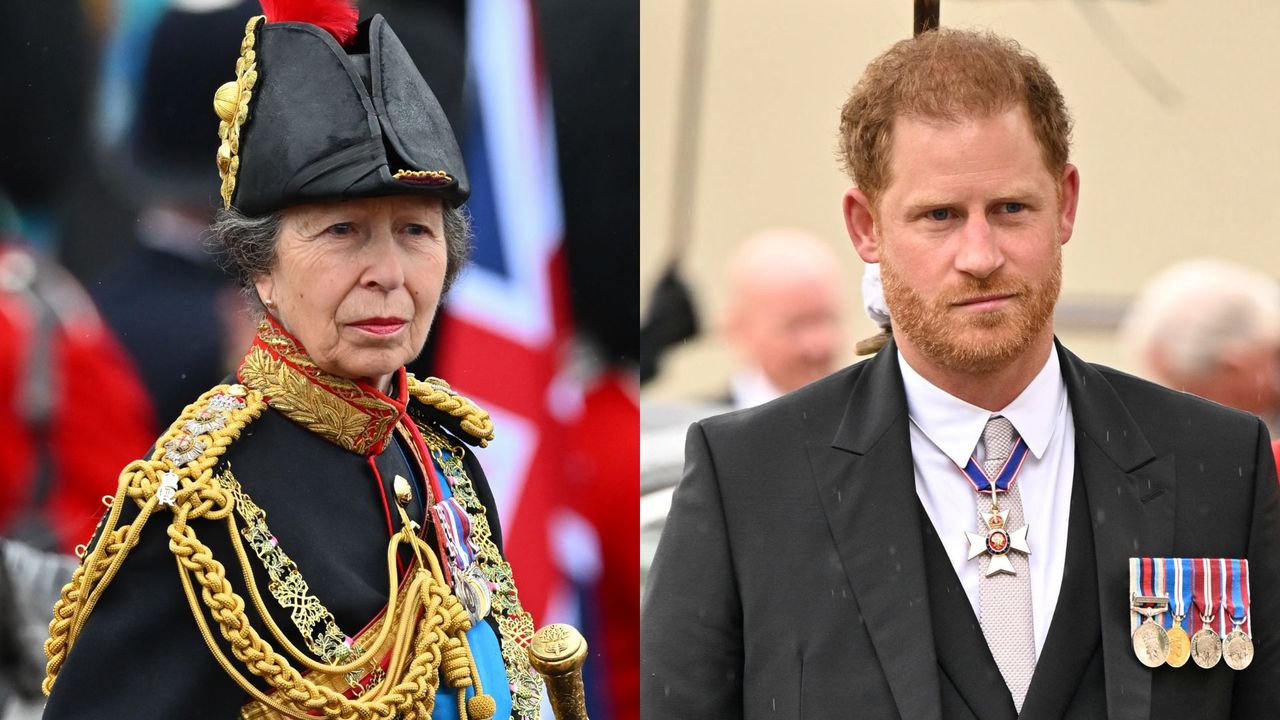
{"left": 0, "top": 194, "right": 156, "bottom": 554}
{"left": 0, "top": 0, "right": 156, "bottom": 555}
{"left": 539, "top": 0, "right": 639, "bottom": 717}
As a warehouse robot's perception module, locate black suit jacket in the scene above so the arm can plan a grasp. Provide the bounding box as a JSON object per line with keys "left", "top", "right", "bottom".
{"left": 641, "top": 341, "right": 1280, "bottom": 719}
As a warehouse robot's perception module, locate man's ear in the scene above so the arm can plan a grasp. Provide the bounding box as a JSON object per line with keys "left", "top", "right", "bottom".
{"left": 1057, "top": 163, "right": 1080, "bottom": 246}
{"left": 843, "top": 187, "right": 881, "bottom": 263}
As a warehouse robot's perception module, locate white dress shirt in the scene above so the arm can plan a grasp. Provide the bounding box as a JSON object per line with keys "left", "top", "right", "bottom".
{"left": 899, "top": 348, "right": 1075, "bottom": 658}
{"left": 729, "top": 367, "right": 787, "bottom": 410}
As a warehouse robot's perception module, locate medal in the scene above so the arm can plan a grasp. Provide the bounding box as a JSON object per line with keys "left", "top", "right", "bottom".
{"left": 1164, "top": 558, "right": 1192, "bottom": 668}
{"left": 959, "top": 436, "right": 1032, "bottom": 576}
{"left": 1222, "top": 558, "right": 1254, "bottom": 671}
{"left": 1167, "top": 624, "right": 1191, "bottom": 668}
{"left": 1191, "top": 558, "right": 1222, "bottom": 669}
{"left": 1130, "top": 558, "right": 1170, "bottom": 668}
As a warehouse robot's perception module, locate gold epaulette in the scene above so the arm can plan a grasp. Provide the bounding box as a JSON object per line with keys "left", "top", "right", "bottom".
{"left": 406, "top": 375, "right": 496, "bottom": 447}
{"left": 44, "top": 383, "right": 267, "bottom": 695}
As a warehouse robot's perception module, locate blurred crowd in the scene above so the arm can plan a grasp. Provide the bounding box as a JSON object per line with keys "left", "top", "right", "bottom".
{"left": 2, "top": 1, "right": 637, "bottom": 717}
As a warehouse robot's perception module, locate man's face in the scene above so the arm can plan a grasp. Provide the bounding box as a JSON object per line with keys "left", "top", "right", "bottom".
{"left": 739, "top": 275, "right": 841, "bottom": 392}
{"left": 847, "top": 105, "right": 1078, "bottom": 375}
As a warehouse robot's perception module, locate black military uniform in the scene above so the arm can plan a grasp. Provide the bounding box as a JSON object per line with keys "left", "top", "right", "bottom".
{"left": 41, "top": 5, "right": 542, "bottom": 719}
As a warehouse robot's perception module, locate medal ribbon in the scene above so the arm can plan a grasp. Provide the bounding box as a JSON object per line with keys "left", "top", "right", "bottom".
{"left": 1193, "top": 557, "right": 1219, "bottom": 635}
{"left": 430, "top": 496, "right": 477, "bottom": 570}
{"left": 1167, "top": 557, "right": 1193, "bottom": 632}
{"left": 1226, "top": 558, "right": 1248, "bottom": 633}
{"left": 1217, "top": 558, "right": 1229, "bottom": 635}
{"left": 1128, "top": 558, "right": 1141, "bottom": 634}
{"left": 1241, "top": 559, "right": 1252, "bottom": 635}
{"left": 1141, "top": 557, "right": 1156, "bottom": 611}
{"left": 1153, "top": 557, "right": 1168, "bottom": 629}
{"left": 960, "top": 436, "right": 1030, "bottom": 494}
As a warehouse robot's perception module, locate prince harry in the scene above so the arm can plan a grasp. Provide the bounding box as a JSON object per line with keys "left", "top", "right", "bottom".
{"left": 642, "top": 29, "right": 1280, "bottom": 720}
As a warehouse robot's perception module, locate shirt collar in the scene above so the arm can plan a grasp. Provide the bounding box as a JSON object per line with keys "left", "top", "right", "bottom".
{"left": 730, "top": 366, "right": 787, "bottom": 409}
{"left": 898, "top": 347, "right": 1066, "bottom": 467}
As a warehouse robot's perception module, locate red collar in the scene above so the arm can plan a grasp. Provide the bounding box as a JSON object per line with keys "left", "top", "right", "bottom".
{"left": 236, "top": 315, "right": 408, "bottom": 455}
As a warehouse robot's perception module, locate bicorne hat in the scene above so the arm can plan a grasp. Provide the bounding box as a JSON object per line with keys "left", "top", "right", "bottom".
{"left": 213, "top": 0, "right": 468, "bottom": 215}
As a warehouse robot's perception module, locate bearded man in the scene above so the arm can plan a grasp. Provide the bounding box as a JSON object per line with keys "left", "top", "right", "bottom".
{"left": 641, "top": 29, "right": 1280, "bottom": 720}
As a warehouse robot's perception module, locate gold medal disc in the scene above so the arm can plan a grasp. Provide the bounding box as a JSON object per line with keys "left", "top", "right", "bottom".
{"left": 1165, "top": 625, "right": 1191, "bottom": 668}
{"left": 1223, "top": 628, "right": 1254, "bottom": 671}
{"left": 1132, "top": 620, "right": 1170, "bottom": 668}
{"left": 1191, "top": 628, "right": 1222, "bottom": 669}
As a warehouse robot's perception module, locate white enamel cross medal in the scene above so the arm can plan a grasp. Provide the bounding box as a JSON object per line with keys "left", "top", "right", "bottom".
{"left": 965, "top": 501, "right": 1031, "bottom": 576}
{"left": 960, "top": 437, "right": 1033, "bottom": 577}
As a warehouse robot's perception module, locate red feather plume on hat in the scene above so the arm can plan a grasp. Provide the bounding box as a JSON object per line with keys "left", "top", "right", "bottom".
{"left": 260, "top": 0, "right": 358, "bottom": 46}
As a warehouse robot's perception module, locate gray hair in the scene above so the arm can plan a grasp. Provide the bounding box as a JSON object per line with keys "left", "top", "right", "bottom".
{"left": 1120, "top": 259, "right": 1280, "bottom": 382}
{"left": 209, "top": 201, "right": 473, "bottom": 309}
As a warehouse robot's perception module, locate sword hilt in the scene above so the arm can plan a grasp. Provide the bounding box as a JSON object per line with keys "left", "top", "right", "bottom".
{"left": 528, "top": 624, "right": 590, "bottom": 720}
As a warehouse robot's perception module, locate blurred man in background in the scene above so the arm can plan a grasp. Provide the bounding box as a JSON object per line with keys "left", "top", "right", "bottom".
{"left": 1121, "top": 258, "right": 1280, "bottom": 435}
{"left": 720, "top": 228, "right": 845, "bottom": 408}
{"left": 87, "top": 0, "right": 257, "bottom": 424}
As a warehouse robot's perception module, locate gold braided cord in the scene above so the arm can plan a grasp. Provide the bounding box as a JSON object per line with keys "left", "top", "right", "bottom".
{"left": 223, "top": 468, "right": 368, "bottom": 670}
{"left": 46, "top": 385, "right": 257, "bottom": 694}
{"left": 172, "top": 500, "right": 479, "bottom": 720}
{"left": 416, "top": 425, "right": 543, "bottom": 719}
{"left": 408, "top": 376, "right": 496, "bottom": 447}
{"left": 44, "top": 385, "right": 496, "bottom": 719}
{"left": 220, "top": 469, "right": 396, "bottom": 678}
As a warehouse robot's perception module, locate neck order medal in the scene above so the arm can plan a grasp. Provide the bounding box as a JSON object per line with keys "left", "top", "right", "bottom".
{"left": 962, "top": 437, "right": 1032, "bottom": 577}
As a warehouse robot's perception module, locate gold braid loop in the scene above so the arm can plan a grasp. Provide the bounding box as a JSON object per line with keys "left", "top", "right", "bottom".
{"left": 45, "top": 384, "right": 265, "bottom": 695}
{"left": 441, "top": 637, "right": 472, "bottom": 687}
{"left": 407, "top": 375, "right": 496, "bottom": 447}
{"left": 165, "top": 514, "right": 457, "bottom": 719}
{"left": 45, "top": 380, "right": 500, "bottom": 719}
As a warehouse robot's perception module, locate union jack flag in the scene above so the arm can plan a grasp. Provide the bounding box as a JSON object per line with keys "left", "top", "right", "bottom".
{"left": 435, "top": 0, "right": 580, "bottom": 695}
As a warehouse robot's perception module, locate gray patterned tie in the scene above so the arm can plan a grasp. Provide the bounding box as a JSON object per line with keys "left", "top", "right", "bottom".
{"left": 977, "top": 415, "right": 1035, "bottom": 711}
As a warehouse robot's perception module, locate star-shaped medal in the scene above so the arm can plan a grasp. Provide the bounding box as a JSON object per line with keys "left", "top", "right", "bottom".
{"left": 965, "top": 508, "right": 1032, "bottom": 577}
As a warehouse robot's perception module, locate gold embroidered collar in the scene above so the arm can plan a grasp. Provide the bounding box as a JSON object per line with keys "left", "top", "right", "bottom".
{"left": 237, "top": 315, "right": 407, "bottom": 455}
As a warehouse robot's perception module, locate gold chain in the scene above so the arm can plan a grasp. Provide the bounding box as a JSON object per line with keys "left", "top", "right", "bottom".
{"left": 222, "top": 469, "right": 368, "bottom": 676}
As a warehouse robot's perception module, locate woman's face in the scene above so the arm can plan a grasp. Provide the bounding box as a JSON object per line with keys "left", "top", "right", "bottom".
{"left": 255, "top": 195, "right": 447, "bottom": 390}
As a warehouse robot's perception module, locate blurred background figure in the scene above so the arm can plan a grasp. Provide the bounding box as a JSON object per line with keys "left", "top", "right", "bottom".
{"left": 1121, "top": 258, "right": 1280, "bottom": 435}
{"left": 87, "top": 0, "right": 257, "bottom": 424}
{"left": 721, "top": 228, "right": 844, "bottom": 408}
{"left": 0, "top": 5, "right": 156, "bottom": 715}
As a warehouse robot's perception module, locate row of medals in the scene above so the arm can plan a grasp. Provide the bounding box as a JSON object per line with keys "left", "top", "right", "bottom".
{"left": 1131, "top": 594, "right": 1253, "bottom": 670}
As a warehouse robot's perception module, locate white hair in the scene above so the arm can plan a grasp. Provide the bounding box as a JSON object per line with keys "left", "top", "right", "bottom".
{"left": 1121, "top": 259, "right": 1280, "bottom": 382}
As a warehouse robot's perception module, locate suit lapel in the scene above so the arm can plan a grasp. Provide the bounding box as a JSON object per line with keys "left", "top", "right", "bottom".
{"left": 806, "top": 344, "right": 943, "bottom": 720}
{"left": 1058, "top": 343, "right": 1175, "bottom": 720}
